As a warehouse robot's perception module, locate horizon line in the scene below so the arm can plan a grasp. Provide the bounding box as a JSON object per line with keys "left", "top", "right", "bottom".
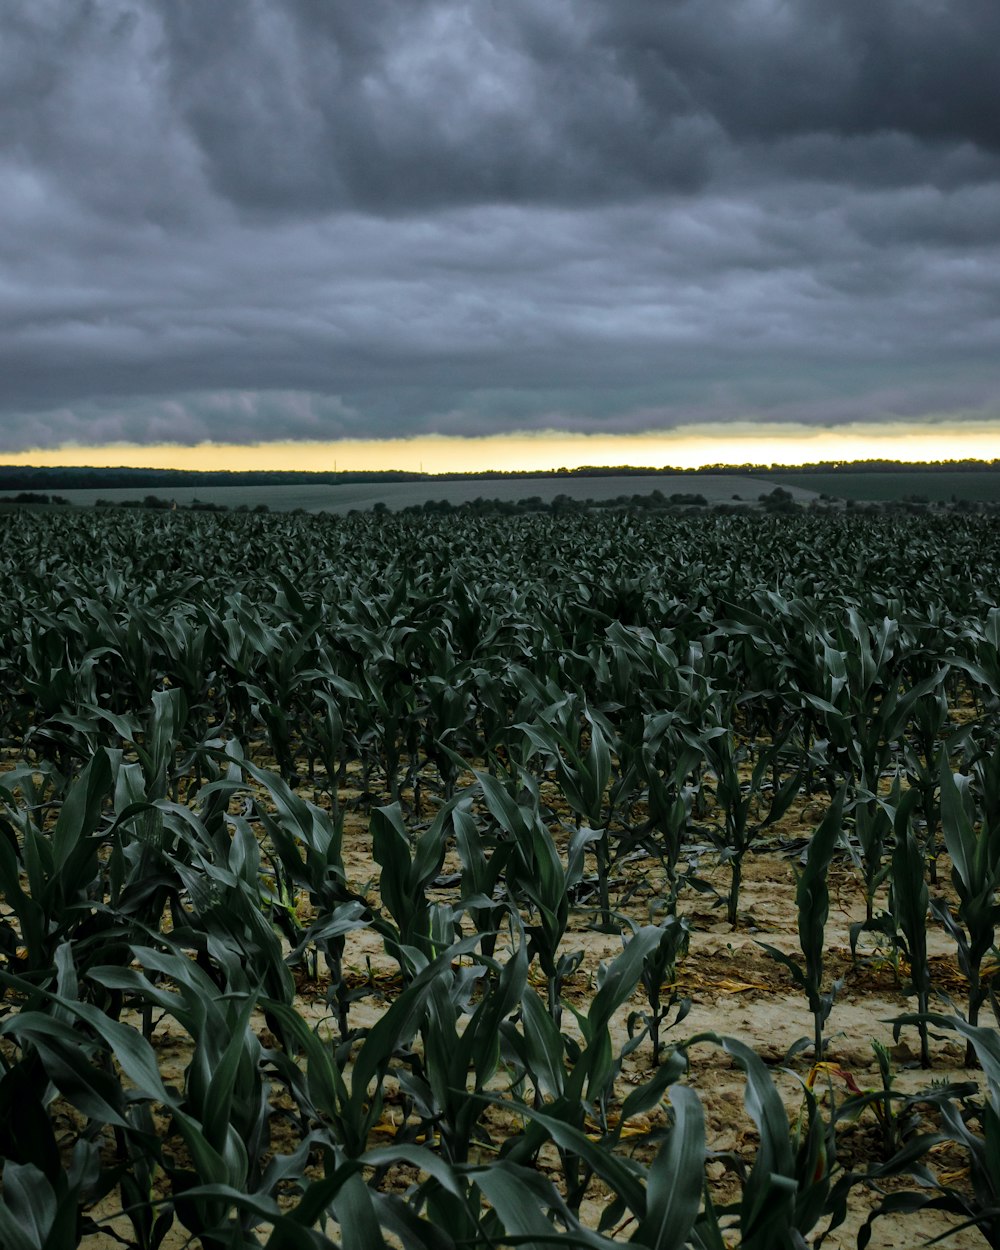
{"left": 3, "top": 456, "right": 1000, "bottom": 478}
{"left": 1, "top": 421, "right": 999, "bottom": 474}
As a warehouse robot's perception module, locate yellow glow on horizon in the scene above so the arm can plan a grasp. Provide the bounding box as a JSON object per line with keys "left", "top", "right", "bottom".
{"left": 2, "top": 421, "right": 999, "bottom": 473}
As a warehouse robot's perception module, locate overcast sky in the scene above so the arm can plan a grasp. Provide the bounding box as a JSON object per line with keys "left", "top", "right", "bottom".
{"left": 3, "top": 0, "right": 1000, "bottom": 459}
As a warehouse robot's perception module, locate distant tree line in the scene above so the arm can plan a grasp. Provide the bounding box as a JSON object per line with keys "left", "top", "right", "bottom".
{"left": 2, "top": 459, "right": 1000, "bottom": 494}
{"left": 388, "top": 489, "right": 712, "bottom": 518}
{"left": 0, "top": 491, "right": 70, "bottom": 505}
{"left": 93, "top": 496, "right": 273, "bottom": 514}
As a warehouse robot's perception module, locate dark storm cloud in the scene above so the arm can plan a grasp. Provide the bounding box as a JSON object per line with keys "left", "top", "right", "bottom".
{"left": 1, "top": 0, "right": 999, "bottom": 451}
{"left": 150, "top": 0, "right": 1000, "bottom": 213}
{"left": 600, "top": 2, "right": 1000, "bottom": 152}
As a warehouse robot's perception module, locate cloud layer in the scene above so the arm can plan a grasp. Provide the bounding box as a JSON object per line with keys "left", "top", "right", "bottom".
{"left": 2, "top": 0, "right": 999, "bottom": 452}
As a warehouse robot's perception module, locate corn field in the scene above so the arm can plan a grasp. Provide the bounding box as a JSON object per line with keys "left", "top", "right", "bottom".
{"left": 1, "top": 505, "right": 1000, "bottom": 1248}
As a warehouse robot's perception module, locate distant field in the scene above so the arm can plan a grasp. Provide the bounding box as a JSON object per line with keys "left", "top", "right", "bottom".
{"left": 775, "top": 470, "right": 1000, "bottom": 502}
{"left": 53, "top": 483, "right": 356, "bottom": 512}
{"left": 55, "top": 473, "right": 819, "bottom": 513}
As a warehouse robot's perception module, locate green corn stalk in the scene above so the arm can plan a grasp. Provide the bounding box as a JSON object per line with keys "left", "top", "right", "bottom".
{"left": 864, "top": 1014, "right": 1000, "bottom": 1250}
{"left": 502, "top": 926, "right": 671, "bottom": 1212}
{"left": 688, "top": 1034, "right": 849, "bottom": 1250}
{"left": 88, "top": 942, "right": 274, "bottom": 1248}
{"left": 831, "top": 1039, "right": 949, "bottom": 1167}
{"left": 888, "top": 789, "right": 933, "bottom": 1068}
{"left": 228, "top": 755, "right": 373, "bottom": 1037}
{"left": 848, "top": 780, "right": 894, "bottom": 929}
{"left": 759, "top": 789, "right": 845, "bottom": 1060}
{"left": 834, "top": 647, "right": 941, "bottom": 916}
{"left": 489, "top": 1081, "right": 703, "bottom": 1249}
{"left": 930, "top": 758, "right": 1000, "bottom": 1066}
{"left": 705, "top": 715, "right": 802, "bottom": 928}
{"left": 306, "top": 675, "right": 363, "bottom": 820}
{"left": 139, "top": 687, "right": 188, "bottom": 801}
{"left": 261, "top": 935, "right": 481, "bottom": 1158}
{"left": 451, "top": 801, "right": 511, "bottom": 960}
{"left": 516, "top": 702, "right": 617, "bottom": 929}
{"left": 628, "top": 908, "right": 691, "bottom": 1066}
{"left": 901, "top": 675, "right": 952, "bottom": 881}
{"left": 163, "top": 814, "right": 298, "bottom": 1013}
{"left": 0, "top": 750, "right": 114, "bottom": 979}
{"left": 0, "top": 947, "right": 179, "bottom": 1248}
{"left": 0, "top": 1046, "right": 65, "bottom": 1191}
{"left": 191, "top": 1138, "right": 620, "bottom": 1250}
{"left": 398, "top": 936, "right": 529, "bottom": 1164}
{"left": 640, "top": 710, "right": 707, "bottom": 915}
{"left": 0, "top": 1146, "right": 103, "bottom": 1250}
{"left": 420, "top": 666, "right": 477, "bottom": 803}
{"left": 476, "top": 767, "right": 593, "bottom": 1023}
{"left": 872, "top": 1038, "right": 904, "bottom": 1160}
{"left": 371, "top": 800, "right": 456, "bottom": 979}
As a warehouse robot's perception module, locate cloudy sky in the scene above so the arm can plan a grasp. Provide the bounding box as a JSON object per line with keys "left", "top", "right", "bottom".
{"left": 3, "top": 0, "right": 1000, "bottom": 469}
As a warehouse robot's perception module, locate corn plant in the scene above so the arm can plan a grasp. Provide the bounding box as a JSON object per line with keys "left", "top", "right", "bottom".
{"left": 301, "top": 676, "right": 362, "bottom": 819}
{"left": 759, "top": 790, "right": 845, "bottom": 1060}
{"left": 639, "top": 710, "right": 707, "bottom": 915}
{"left": 476, "top": 767, "right": 594, "bottom": 1023}
{"left": 516, "top": 699, "right": 618, "bottom": 928}
{"left": 900, "top": 671, "right": 952, "bottom": 881}
{"left": 930, "top": 759, "right": 1000, "bottom": 1064}
{"left": 0, "top": 1147, "right": 106, "bottom": 1250}
{"left": 494, "top": 1082, "right": 704, "bottom": 1249}
{"left": 234, "top": 756, "right": 372, "bottom": 1037}
{"left": 502, "top": 925, "right": 672, "bottom": 1213}
{"left": 888, "top": 790, "right": 934, "bottom": 1067}
{"left": 371, "top": 800, "right": 454, "bottom": 978}
{"left": 0, "top": 750, "right": 115, "bottom": 983}
{"left": 451, "top": 800, "right": 512, "bottom": 959}
{"left": 395, "top": 933, "right": 528, "bottom": 1164}
{"left": 0, "top": 945, "right": 178, "bottom": 1248}
{"left": 260, "top": 935, "right": 480, "bottom": 1159}
{"left": 865, "top": 1015, "right": 1000, "bottom": 1249}
{"left": 704, "top": 713, "right": 802, "bottom": 928}
{"left": 688, "top": 1034, "right": 851, "bottom": 1250}
{"left": 87, "top": 940, "right": 284, "bottom": 1249}
{"left": 627, "top": 908, "right": 691, "bottom": 1066}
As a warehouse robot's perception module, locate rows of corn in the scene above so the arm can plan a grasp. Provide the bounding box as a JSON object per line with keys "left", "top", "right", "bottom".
{"left": 1, "top": 506, "right": 1000, "bottom": 1248}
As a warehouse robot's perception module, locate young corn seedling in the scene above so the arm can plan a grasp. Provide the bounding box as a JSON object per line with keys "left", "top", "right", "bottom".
{"left": 502, "top": 925, "right": 672, "bottom": 1214}
{"left": 516, "top": 701, "right": 618, "bottom": 929}
{"left": 396, "top": 932, "right": 529, "bottom": 1164}
{"left": 930, "top": 758, "right": 1000, "bottom": 1066}
{"left": 888, "top": 789, "right": 934, "bottom": 1068}
{"left": 627, "top": 907, "right": 691, "bottom": 1067}
{"left": 759, "top": 789, "right": 845, "bottom": 1061}
{"left": 705, "top": 715, "right": 802, "bottom": 928}
{"left": 435, "top": 795, "right": 514, "bottom": 963}
{"left": 261, "top": 934, "right": 481, "bottom": 1159}
{"left": 476, "top": 767, "right": 593, "bottom": 1024}
{"left": 830, "top": 1040, "right": 963, "bottom": 1168}
{"left": 862, "top": 1014, "right": 1000, "bottom": 1250}
{"left": 688, "top": 1033, "right": 850, "bottom": 1250}
{"left": 0, "top": 749, "right": 114, "bottom": 982}
{"left": 372, "top": 799, "right": 467, "bottom": 981}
